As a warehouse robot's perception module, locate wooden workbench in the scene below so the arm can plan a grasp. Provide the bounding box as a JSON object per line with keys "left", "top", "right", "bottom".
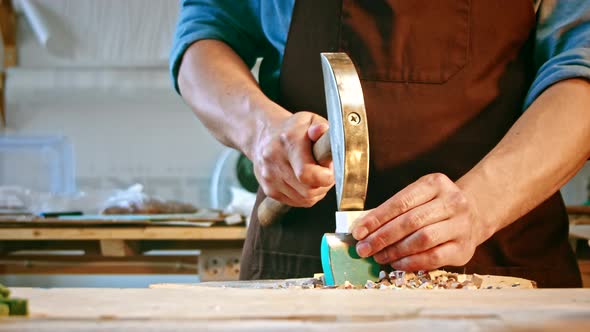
{"left": 0, "top": 218, "right": 247, "bottom": 280}
{"left": 1, "top": 286, "right": 589, "bottom": 331}
{"left": 0, "top": 206, "right": 587, "bottom": 281}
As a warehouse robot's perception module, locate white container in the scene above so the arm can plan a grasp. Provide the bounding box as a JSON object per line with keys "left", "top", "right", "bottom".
{"left": 0, "top": 135, "right": 76, "bottom": 194}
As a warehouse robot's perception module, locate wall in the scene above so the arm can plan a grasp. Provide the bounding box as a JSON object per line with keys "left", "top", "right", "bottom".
{"left": 2, "top": 0, "right": 228, "bottom": 207}
{"left": 5, "top": 68, "right": 226, "bottom": 205}
{"left": 562, "top": 164, "right": 590, "bottom": 205}
{"left": 13, "top": 0, "right": 176, "bottom": 67}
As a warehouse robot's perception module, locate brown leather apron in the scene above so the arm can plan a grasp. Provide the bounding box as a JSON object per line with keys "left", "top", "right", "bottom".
{"left": 240, "top": 0, "right": 582, "bottom": 288}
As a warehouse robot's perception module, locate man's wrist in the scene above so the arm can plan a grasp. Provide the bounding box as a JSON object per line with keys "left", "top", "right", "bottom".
{"left": 456, "top": 173, "right": 499, "bottom": 245}
{"left": 241, "top": 97, "right": 291, "bottom": 161}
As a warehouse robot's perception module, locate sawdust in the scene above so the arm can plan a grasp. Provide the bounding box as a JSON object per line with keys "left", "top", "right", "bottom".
{"left": 285, "top": 270, "right": 536, "bottom": 290}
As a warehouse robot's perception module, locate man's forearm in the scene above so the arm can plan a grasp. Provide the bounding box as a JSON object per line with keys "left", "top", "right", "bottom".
{"left": 178, "top": 39, "right": 290, "bottom": 159}
{"left": 351, "top": 78, "right": 590, "bottom": 270}
{"left": 458, "top": 78, "right": 590, "bottom": 238}
{"left": 178, "top": 40, "right": 334, "bottom": 206}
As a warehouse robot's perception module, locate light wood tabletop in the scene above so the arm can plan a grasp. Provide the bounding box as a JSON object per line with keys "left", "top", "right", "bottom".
{"left": 2, "top": 286, "right": 589, "bottom": 331}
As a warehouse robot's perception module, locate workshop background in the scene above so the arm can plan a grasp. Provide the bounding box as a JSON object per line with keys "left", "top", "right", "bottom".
{"left": 0, "top": 0, "right": 588, "bottom": 288}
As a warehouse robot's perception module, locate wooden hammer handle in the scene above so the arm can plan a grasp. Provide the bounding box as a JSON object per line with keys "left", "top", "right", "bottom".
{"left": 258, "top": 132, "right": 331, "bottom": 226}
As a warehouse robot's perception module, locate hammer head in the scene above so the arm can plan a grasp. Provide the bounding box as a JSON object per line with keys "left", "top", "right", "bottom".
{"left": 321, "top": 53, "right": 369, "bottom": 212}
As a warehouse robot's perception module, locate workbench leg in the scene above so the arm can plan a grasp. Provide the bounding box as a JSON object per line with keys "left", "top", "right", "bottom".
{"left": 198, "top": 249, "right": 242, "bottom": 281}
{"left": 99, "top": 240, "right": 139, "bottom": 257}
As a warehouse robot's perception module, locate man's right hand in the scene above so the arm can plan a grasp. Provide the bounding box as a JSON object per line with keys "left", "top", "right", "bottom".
{"left": 251, "top": 110, "right": 335, "bottom": 207}
{"left": 178, "top": 40, "right": 333, "bottom": 208}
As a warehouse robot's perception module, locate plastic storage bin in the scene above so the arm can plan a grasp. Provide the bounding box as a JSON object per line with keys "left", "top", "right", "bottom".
{"left": 0, "top": 135, "right": 76, "bottom": 194}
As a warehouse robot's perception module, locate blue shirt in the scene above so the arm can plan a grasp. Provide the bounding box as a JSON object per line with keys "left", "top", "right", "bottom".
{"left": 170, "top": 0, "right": 590, "bottom": 109}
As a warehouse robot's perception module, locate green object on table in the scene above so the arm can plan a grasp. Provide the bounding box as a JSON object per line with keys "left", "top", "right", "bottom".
{"left": 0, "top": 298, "right": 29, "bottom": 316}
{"left": 0, "top": 284, "right": 10, "bottom": 299}
{"left": 0, "top": 284, "right": 29, "bottom": 316}
{"left": 0, "top": 303, "right": 9, "bottom": 316}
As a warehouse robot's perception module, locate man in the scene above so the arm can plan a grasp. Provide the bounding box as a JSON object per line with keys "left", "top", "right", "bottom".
{"left": 171, "top": 0, "right": 590, "bottom": 287}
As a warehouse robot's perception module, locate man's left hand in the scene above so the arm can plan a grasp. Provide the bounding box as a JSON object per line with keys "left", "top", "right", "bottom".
{"left": 352, "top": 173, "right": 492, "bottom": 271}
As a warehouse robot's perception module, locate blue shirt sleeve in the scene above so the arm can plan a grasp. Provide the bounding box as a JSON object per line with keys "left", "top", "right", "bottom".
{"left": 524, "top": 0, "right": 590, "bottom": 109}
{"left": 169, "top": 0, "right": 264, "bottom": 94}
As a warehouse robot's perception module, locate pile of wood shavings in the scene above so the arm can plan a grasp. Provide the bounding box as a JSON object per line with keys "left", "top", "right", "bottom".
{"left": 288, "top": 270, "right": 530, "bottom": 290}
{"left": 361, "top": 270, "right": 482, "bottom": 290}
